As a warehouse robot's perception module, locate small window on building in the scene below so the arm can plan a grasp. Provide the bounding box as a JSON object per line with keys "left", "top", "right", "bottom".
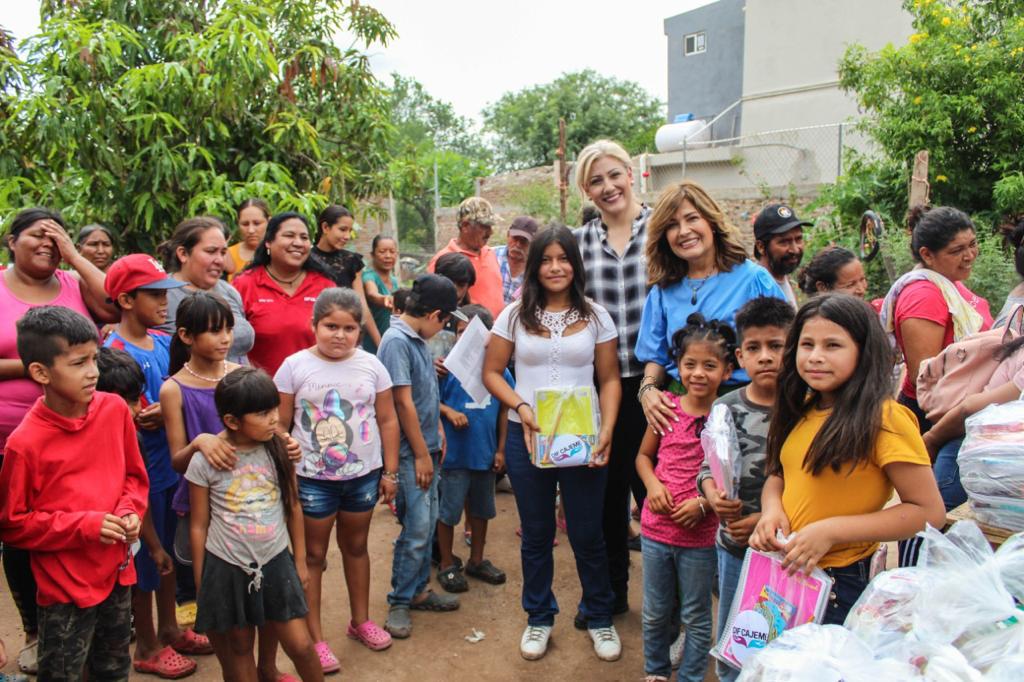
{"left": 684, "top": 31, "right": 706, "bottom": 56}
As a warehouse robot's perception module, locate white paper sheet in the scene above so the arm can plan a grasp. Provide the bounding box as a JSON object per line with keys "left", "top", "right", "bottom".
{"left": 442, "top": 314, "right": 491, "bottom": 404}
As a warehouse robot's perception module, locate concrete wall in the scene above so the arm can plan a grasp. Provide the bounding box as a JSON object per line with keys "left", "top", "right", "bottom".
{"left": 740, "top": 0, "right": 913, "bottom": 134}
{"left": 664, "top": 0, "right": 746, "bottom": 134}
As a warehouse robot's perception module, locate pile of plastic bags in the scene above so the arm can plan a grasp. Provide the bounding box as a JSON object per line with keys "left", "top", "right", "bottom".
{"left": 959, "top": 401, "right": 1024, "bottom": 531}
{"left": 738, "top": 521, "right": 1024, "bottom": 680}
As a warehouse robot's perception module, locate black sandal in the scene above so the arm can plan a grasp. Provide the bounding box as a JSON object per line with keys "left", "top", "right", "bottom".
{"left": 437, "top": 565, "right": 468, "bottom": 593}
{"left": 465, "top": 559, "right": 506, "bottom": 585}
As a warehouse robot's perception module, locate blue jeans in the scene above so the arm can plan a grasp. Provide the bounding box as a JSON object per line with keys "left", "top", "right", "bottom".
{"left": 641, "top": 536, "right": 715, "bottom": 681}
{"left": 714, "top": 546, "right": 745, "bottom": 682}
{"left": 822, "top": 556, "right": 871, "bottom": 625}
{"left": 388, "top": 451, "right": 441, "bottom": 606}
{"left": 934, "top": 438, "right": 967, "bottom": 511}
{"left": 504, "top": 421, "right": 614, "bottom": 627}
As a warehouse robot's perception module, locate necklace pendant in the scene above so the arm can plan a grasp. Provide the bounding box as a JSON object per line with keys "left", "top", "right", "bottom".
{"left": 691, "top": 291, "right": 698, "bottom": 305}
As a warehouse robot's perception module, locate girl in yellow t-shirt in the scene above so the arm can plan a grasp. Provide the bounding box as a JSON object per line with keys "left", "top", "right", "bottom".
{"left": 750, "top": 293, "right": 945, "bottom": 625}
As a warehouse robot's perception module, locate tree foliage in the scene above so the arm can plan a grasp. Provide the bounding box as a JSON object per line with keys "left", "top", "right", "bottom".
{"left": 482, "top": 69, "right": 663, "bottom": 171}
{"left": 0, "top": 0, "right": 397, "bottom": 252}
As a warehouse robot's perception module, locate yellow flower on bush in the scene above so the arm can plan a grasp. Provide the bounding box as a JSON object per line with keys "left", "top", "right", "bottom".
{"left": 909, "top": 32, "right": 928, "bottom": 44}
{"left": 936, "top": 175, "right": 948, "bottom": 183}
{"left": 914, "top": 95, "right": 923, "bottom": 104}
{"left": 942, "top": 17, "right": 952, "bottom": 26}
{"left": 968, "top": 126, "right": 977, "bottom": 133}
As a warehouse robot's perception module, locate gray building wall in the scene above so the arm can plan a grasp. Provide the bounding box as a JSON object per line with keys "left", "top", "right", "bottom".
{"left": 664, "top": 0, "right": 745, "bottom": 138}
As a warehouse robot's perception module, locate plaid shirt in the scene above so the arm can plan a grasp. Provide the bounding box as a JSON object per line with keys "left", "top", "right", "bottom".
{"left": 573, "top": 205, "right": 651, "bottom": 377}
{"left": 494, "top": 245, "right": 524, "bottom": 304}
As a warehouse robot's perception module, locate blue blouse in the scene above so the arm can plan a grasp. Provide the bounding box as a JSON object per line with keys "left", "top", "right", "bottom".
{"left": 635, "top": 259, "right": 787, "bottom": 384}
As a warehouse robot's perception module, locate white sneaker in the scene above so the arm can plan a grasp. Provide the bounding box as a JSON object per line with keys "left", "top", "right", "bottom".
{"left": 670, "top": 631, "right": 685, "bottom": 669}
{"left": 520, "top": 625, "right": 552, "bottom": 660}
{"left": 589, "top": 625, "right": 622, "bottom": 661}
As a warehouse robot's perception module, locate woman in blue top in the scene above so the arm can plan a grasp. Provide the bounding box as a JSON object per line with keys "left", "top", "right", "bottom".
{"left": 635, "top": 181, "right": 786, "bottom": 434}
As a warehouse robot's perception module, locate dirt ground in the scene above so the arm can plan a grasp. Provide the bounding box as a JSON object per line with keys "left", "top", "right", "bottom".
{"left": 1, "top": 488, "right": 718, "bottom": 681}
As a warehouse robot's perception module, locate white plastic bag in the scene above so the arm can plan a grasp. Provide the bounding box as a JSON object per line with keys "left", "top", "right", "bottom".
{"left": 844, "top": 567, "right": 934, "bottom": 656}
{"left": 701, "top": 402, "right": 742, "bottom": 498}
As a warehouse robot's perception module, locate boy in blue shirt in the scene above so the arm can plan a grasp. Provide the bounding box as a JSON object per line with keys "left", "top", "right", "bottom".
{"left": 435, "top": 305, "right": 510, "bottom": 593}
{"left": 379, "top": 274, "right": 468, "bottom": 639}
{"left": 103, "top": 254, "right": 208, "bottom": 675}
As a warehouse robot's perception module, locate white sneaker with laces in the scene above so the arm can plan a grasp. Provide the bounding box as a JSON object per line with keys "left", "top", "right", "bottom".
{"left": 588, "top": 625, "right": 622, "bottom": 661}
{"left": 670, "top": 631, "right": 685, "bottom": 669}
{"left": 520, "top": 625, "right": 552, "bottom": 660}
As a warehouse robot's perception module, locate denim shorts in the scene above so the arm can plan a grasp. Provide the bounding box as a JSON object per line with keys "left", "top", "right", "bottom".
{"left": 298, "top": 470, "right": 381, "bottom": 518}
{"left": 437, "top": 468, "right": 496, "bottom": 526}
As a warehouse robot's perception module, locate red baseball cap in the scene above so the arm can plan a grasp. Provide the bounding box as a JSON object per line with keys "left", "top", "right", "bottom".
{"left": 104, "top": 254, "right": 187, "bottom": 301}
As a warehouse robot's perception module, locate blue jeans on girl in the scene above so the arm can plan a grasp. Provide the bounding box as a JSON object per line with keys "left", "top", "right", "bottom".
{"left": 934, "top": 437, "right": 967, "bottom": 510}
{"left": 822, "top": 555, "right": 871, "bottom": 625}
{"left": 504, "top": 421, "right": 614, "bottom": 627}
{"left": 714, "top": 546, "right": 746, "bottom": 682}
{"left": 641, "top": 536, "right": 716, "bottom": 682}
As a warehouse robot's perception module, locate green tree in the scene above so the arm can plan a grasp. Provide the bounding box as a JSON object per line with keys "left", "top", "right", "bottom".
{"left": 0, "top": 0, "right": 396, "bottom": 252}
{"left": 482, "top": 69, "right": 663, "bottom": 171}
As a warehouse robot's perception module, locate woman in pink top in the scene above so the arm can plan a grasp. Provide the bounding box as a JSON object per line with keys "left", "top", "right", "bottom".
{"left": 888, "top": 205, "right": 992, "bottom": 433}
{"left": 0, "top": 207, "right": 116, "bottom": 669}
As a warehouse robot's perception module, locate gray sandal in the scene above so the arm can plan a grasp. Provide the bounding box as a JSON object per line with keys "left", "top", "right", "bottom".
{"left": 410, "top": 589, "right": 460, "bottom": 611}
{"left": 384, "top": 605, "right": 412, "bottom": 639}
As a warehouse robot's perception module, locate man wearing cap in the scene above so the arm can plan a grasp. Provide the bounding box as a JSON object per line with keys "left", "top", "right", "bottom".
{"left": 379, "top": 274, "right": 468, "bottom": 638}
{"left": 493, "top": 216, "right": 537, "bottom": 305}
{"left": 753, "top": 203, "right": 810, "bottom": 307}
{"left": 429, "top": 197, "right": 505, "bottom": 317}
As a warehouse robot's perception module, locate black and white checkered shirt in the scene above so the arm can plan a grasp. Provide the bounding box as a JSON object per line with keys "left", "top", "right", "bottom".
{"left": 573, "top": 205, "right": 651, "bottom": 377}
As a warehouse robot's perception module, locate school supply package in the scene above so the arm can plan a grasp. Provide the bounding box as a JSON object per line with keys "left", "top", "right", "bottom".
{"left": 531, "top": 386, "right": 600, "bottom": 468}
{"left": 737, "top": 521, "right": 1024, "bottom": 680}
{"left": 714, "top": 548, "right": 832, "bottom": 672}
{"left": 958, "top": 400, "right": 1024, "bottom": 531}
{"left": 701, "top": 403, "right": 742, "bottom": 499}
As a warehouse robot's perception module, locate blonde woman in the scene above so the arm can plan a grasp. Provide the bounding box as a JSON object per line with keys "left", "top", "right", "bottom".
{"left": 635, "top": 181, "right": 786, "bottom": 433}
{"left": 571, "top": 139, "right": 650, "bottom": 619}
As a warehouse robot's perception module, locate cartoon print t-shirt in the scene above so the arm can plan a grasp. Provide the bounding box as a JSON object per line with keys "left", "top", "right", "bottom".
{"left": 274, "top": 348, "right": 393, "bottom": 481}
{"left": 185, "top": 443, "right": 289, "bottom": 571}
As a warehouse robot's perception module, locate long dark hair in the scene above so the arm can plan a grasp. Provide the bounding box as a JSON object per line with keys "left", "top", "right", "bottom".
{"left": 156, "top": 217, "right": 226, "bottom": 273}
{"left": 798, "top": 246, "right": 858, "bottom": 295}
{"left": 169, "top": 291, "right": 235, "bottom": 376}
{"left": 515, "top": 224, "right": 592, "bottom": 335}
{"left": 248, "top": 212, "right": 328, "bottom": 276}
{"left": 214, "top": 367, "right": 296, "bottom": 516}
{"left": 315, "top": 204, "right": 353, "bottom": 242}
{"left": 767, "top": 294, "right": 896, "bottom": 476}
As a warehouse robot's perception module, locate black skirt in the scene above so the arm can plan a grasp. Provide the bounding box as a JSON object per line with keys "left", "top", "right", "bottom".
{"left": 194, "top": 549, "right": 308, "bottom": 633}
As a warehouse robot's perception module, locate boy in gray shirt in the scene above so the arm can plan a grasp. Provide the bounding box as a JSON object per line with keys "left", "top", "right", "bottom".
{"left": 698, "top": 296, "right": 794, "bottom": 682}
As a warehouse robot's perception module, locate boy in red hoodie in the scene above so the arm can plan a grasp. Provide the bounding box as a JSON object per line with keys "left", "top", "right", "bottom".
{"left": 0, "top": 306, "right": 149, "bottom": 680}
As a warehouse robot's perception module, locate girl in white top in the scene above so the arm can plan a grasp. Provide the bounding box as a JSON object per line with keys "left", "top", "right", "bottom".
{"left": 483, "top": 225, "right": 622, "bottom": 663}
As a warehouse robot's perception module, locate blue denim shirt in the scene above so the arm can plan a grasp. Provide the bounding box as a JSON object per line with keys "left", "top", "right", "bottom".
{"left": 377, "top": 317, "right": 441, "bottom": 458}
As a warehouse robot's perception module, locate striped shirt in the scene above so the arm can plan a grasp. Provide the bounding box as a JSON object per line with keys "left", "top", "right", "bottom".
{"left": 572, "top": 205, "right": 651, "bottom": 377}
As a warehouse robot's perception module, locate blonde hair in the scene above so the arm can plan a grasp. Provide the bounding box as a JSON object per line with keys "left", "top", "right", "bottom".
{"left": 575, "top": 139, "right": 633, "bottom": 197}
{"left": 645, "top": 180, "right": 748, "bottom": 287}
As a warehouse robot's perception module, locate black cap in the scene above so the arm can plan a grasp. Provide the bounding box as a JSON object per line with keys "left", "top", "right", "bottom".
{"left": 753, "top": 204, "right": 812, "bottom": 242}
{"left": 410, "top": 274, "right": 469, "bottom": 322}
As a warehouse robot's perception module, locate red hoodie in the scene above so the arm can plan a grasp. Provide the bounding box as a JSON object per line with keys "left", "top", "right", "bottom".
{"left": 0, "top": 391, "right": 149, "bottom": 608}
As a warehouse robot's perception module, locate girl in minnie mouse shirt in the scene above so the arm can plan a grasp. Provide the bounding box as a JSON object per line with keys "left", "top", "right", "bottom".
{"left": 274, "top": 288, "right": 400, "bottom": 669}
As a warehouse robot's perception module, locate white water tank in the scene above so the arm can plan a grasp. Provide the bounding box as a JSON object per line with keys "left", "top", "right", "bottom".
{"left": 655, "top": 113, "right": 711, "bottom": 152}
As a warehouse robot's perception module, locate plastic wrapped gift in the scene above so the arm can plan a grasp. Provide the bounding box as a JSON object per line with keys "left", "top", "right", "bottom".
{"left": 844, "top": 567, "right": 936, "bottom": 657}
{"left": 531, "top": 386, "right": 600, "bottom": 468}
{"left": 701, "top": 402, "right": 742, "bottom": 498}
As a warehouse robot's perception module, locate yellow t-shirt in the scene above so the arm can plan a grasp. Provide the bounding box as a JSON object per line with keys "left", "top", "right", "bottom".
{"left": 780, "top": 399, "right": 930, "bottom": 568}
{"left": 227, "top": 243, "right": 249, "bottom": 282}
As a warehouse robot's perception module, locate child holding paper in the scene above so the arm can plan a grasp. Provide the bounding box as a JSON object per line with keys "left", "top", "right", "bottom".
{"left": 483, "top": 225, "right": 621, "bottom": 663}
{"left": 750, "top": 294, "right": 945, "bottom": 625}
{"left": 436, "top": 304, "right": 510, "bottom": 592}
{"left": 697, "top": 296, "right": 794, "bottom": 682}
{"left": 636, "top": 313, "right": 735, "bottom": 682}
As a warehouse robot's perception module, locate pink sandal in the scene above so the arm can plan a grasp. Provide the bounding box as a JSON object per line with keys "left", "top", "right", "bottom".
{"left": 347, "top": 620, "right": 393, "bottom": 651}
{"left": 314, "top": 641, "right": 340, "bottom": 674}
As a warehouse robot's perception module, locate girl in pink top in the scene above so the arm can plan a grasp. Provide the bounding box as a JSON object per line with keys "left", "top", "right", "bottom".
{"left": 636, "top": 313, "right": 735, "bottom": 682}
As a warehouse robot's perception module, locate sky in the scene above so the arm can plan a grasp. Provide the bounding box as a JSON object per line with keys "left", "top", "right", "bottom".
{"left": 2, "top": 0, "right": 714, "bottom": 124}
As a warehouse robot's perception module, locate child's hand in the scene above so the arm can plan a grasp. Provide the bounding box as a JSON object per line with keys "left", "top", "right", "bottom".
{"left": 434, "top": 357, "right": 449, "bottom": 378}
{"left": 517, "top": 405, "right": 540, "bottom": 455}
{"left": 195, "top": 433, "right": 237, "bottom": 470}
{"left": 781, "top": 520, "right": 835, "bottom": 575}
{"left": 445, "top": 410, "right": 468, "bottom": 429}
{"left": 121, "top": 513, "right": 141, "bottom": 543}
{"left": 670, "top": 497, "right": 704, "bottom": 528}
{"left": 750, "top": 509, "right": 791, "bottom": 553}
{"left": 589, "top": 424, "right": 613, "bottom": 468}
{"left": 151, "top": 547, "right": 174, "bottom": 576}
{"left": 99, "top": 514, "right": 127, "bottom": 544}
{"left": 378, "top": 475, "right": 397, "bottom": 504}
{"left": 283, "top": 434, "right": 302, "bottom": 463}
{"left": 492, "top": 450, "right": 506, "bottom": 473}
{"left": 725, "top": 512, "right": 761, "bottom": 547}
{"left": 295, "top": 558, "right": 310, "bottom": 591}
{"left": 646, "top": 481, "right": 675, "bottom": 515}
{"left": 135, "top": 402, "right": 163, "bottom": 430}
{"left": 706, "top": 487, "right": 743, "bottom": 522}
{"left": 414, "top": 455, "right": 434, "bottom": 490}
